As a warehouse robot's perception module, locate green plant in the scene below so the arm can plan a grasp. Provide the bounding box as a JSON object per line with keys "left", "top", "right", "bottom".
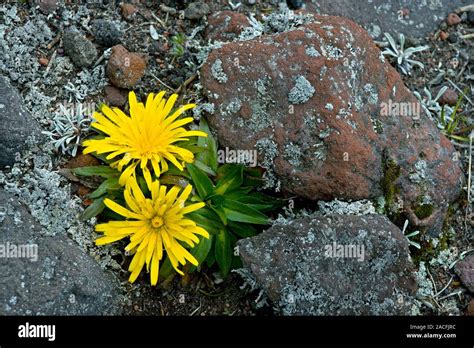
{"left": 439, "top": 90, "right": 473, "bottom": 143}
{"left": 170, "top": 33, "right": 186, "bottom": 58}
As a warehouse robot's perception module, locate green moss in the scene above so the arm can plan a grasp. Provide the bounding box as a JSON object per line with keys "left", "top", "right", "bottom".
{"left": 413, "top": 203, "right": 434, "bottom": 220}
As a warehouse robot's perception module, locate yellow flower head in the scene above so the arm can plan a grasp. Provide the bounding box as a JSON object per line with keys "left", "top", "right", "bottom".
{"left": 95, "top": 175, "right": 209, "bottom": 285}
{"left": 83, "top": 91, "right": 207, "bottom": 186}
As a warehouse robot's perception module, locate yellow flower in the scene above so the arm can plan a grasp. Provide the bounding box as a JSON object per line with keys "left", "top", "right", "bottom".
{"left": 95, "top": 175, "right": 209, "bottom": 285}
{"left": 83, "top": 91, "right": 207, "bottom": 186}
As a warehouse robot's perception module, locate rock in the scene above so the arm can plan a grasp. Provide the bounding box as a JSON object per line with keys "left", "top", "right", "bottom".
{"left": 32, "top": 0, "right": 58, "bottom": 14}
{"left": 468, "top": 299, "right": 474, "bottom": 315}
{"left": 237, "top": 214, "right": 417, "bottom": 315}
{"left": 120, "top": 3, "right": 138, "bottom": 21}
{"left": 305, "top": 0, "right": 466, "bottom": 39}
{"left": 448, "top": 32, "right": 460, "bottom": 43}
{"left": 287, "top": 0, "right": 304, "bottom": 10}
{"left": 455, "top": 255, "right": 474, "bottom": 293}
{"left": 106, "top": 45, "right": 146, "bottom": 89}
{"left": 468, "top": 11, "right": 474, "bottom": 25}
{"left": 439, "top": 31, "right": 449, "bottom": 41}
{"left": 184, "top": 2, "right": 210, "bottom": 20}
{"left": 91, "top": 19, "right": 123, "bottom": 47}
{"left": 104, "top": 85, "right": 128, "bottom": 107}
{"left": 205, "top": 11, "right": 251, "bottom": 42}
{"left": 438, "top": 88, "right": 458, "bottom": 106}
{"left": 446, "top": 13, "right": 461, "bottom": 26}
{"left": 64, "top": 153, "right": 100, "bottom": 169}
{"left": 0, "top": 189, "right": 121, "bottom": 315}
{"left": 0, "top": 76, "right": 41, "bottom": 168}
{"left": 63, "top": 28, "right": 98, "bottom": 68}
{"left": 38, "top": 57, "right": 49, "bottom": 66}
{"left": 200, "top": 14, "right": 462, "bottom": 235}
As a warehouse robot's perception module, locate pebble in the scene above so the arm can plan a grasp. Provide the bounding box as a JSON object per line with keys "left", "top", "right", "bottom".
{"left": 91, "top": 19, "right": 123, "bottom": 47}
{"left": 36, "top": 0, "right": 58, "bottom": 14}
{"left": 106, "top": 45, "right": 146, "bottom": 89}
{"left": 448, "top": 32, "right": 459, "bottom": 43}
{"left": 104, "top": 85, "right": 128, "bottom": 107}
{"left": 446, "top": 13, "right": 461, "bottom": 26}
{"left": 159, "top": 4, "right": 177, "bottom": 15}
{"left": 38, "top": 57, "right": 49, "bottom": 66}
{"left": 468, "top": 11, "right": 474, "bottom": 25}
{"left": 63, "top": 28, "right": 98, "bottom": 68}
{"left": 120, "top": 3, "right": 137, "bottom": 21}
{"left": 439, "top": 31, "right": 448, "bottom": 41}
{"left": 184, "top": 2, "right": 210, "bottom": 20}
{"left": 438, "top": 88, "right": 458, "bottom": 106}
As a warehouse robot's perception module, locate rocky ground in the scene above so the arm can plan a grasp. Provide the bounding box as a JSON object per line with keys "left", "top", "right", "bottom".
{"left": 0, "top": 0, "right": 473, "bottom": 316}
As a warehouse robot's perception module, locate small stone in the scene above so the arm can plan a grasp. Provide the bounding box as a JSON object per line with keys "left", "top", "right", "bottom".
{"left": 184, "top": 2, "right": 210, "bottom": 20}
{"left": 65, "top": 153, "right": 100, "bottom": 169}
{"left": 159, "top": 4, "right": 177, "bottom": 15}
{"left": 205, "top": 11, "right": 251, "bottom": 42}
{"left": 247, "top": 0, "right": 256, "bottom": 5}
{"left": 91, "top": 19, "right": 123, "bottom": 47}
{"left": 455, "top": 255, "right": 474, "bottom": 293}
{"left": 104, "top": 85, "right": 128, "bottom": 107}
{"left": 38, "top": 57, "right": 49, "bottom": 66}
{"left": 468, "top": 11, "right": 474, "bottom": 25}
{"left": 63, "top": 28, "right": 98, "bottom": 68}
{"left": 439, "top": 31, "right": 448, "bottom": 41}
{"left": 438, "top": 88, "right": 458, "bottom": 106}
{"left": 448, "top": 32, "right": 459, "bottom": 43}
{"left": 106, "top": 45, "right": 146, "bottom": 89}
{"left": 446, "top": 13, "right": 461, "bottom": 26}
{"left": 35, "top": 0, "right": 58, "bottom": 14}
{"left": 468, "top": 299, "right": 474, "bottom": 315}
{"left": 287, "top": 0, "right": 303, "bottom": 10}
{"left": 120, "top": 3, "right": 137, "bottom": 21}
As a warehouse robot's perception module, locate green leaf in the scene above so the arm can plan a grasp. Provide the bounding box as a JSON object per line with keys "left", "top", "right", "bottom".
{"left": 206, "top": 240, "right": 216, "bottom": 267}
{"left": 189, "top": 235, "right": 213, "bottom": 272}
{"left": 80, "top": 196, "right": 105, "bottom": 221}
{"left": 165, "top": 164, "right": 190, "bottom": 179}
{"left": 215, "top": 164, "right": 243, "bottom": 195}
{"left": 210, "top": 205, "right": 227, "bottom": 225}
{"left": 228, "top": 221, "right": 258, "bottom": 238}
{"left": 187, "top": 163, "right": 215, "bottom": 200}
{"left": 159, "top": 255, "right": 175, "bottom": 280}
{"left": 222, "top": 199, "right": 269, "bottom": 225}
{"left": 186, "top": 207, "right": 224, "bottom": 235}
{"left": 197, "top": 118, "right": 218, "bottom": 172}
{"left": 89, "top": 177, "right": 122, "bottom": 199}
{"left": 72, "top": 166, "right": 119, "bottom": 178}
{"left": 215, "top": 229, "right": 232, "bottom": 278}
{"left": 233, "top": 193, "right": 285, "bottom": 212}
{"left": 194, "top": 159, "right": 216, "bottom": 176}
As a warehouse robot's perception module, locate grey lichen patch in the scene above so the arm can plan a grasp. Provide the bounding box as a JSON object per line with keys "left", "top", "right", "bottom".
{"left": 363, "top": 83, "right": 379, "bottom": 105}
{"left": 288, "top": 75, "right": 315, "bottom": 104}
{"left": 211, "top": 58, "right": 228, "bottom": 84}
{"left": 305, "top": 45, "right": 320, "bottom": 57}
{"left": 317, "top": 199, "right": 376, "bottom": 215}
{"left": 409, "top": 160, "right": 427, "bottom": 184}
{"left": 247, "top": 78, "right": 275, "bottom": 131}
{"left": 255, "top": 136, "right": 281, "bottom": 191}
{"left": 226, "top": 98, "right": 242, "bottom": 114}
{"left": 284, "top": 142, "right": 302, "bottom": 167}
{"left": 192, "top": 102, "right": 215, "bottom": 120}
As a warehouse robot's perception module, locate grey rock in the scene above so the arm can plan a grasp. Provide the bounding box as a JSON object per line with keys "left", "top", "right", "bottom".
{"left": 238, "top": 214, "right": 417, "bottom": 315}
{"left": 0, "top": 189, "right": 121, "bottom": 315}
{"left": 0, "top": 76, "right": 41, "bottom": 168}
{"left": 184, "top": 2, "right": 210, "bottom": 20}
{"left": 91, "top": 19, "right": 123, "bottom": 47}
{"left": 63, "top": 28, "right": 98, "bottom": 68}
{"left": 455, "top": 255, "right": 474, "bottom": 293}
{"left": 306, "top": 0, "right": 466, "bottom": 39}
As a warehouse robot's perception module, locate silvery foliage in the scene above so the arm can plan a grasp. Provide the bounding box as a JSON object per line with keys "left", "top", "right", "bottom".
{"left": 42, "top": 103, "right": 92, "bottom": 157}
{"left": 382, "top": 33, "right": 429, "bottom": 75}
{"left": 413, "top": 86, "right": 453, "bottom": 129}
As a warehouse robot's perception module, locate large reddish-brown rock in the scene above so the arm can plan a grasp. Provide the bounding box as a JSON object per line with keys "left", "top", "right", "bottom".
{"left": 200, "top": 13, "right": 463, "bottom": 234}
{"left": 205, "top": 11, "right": 250, "bottom": 42}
